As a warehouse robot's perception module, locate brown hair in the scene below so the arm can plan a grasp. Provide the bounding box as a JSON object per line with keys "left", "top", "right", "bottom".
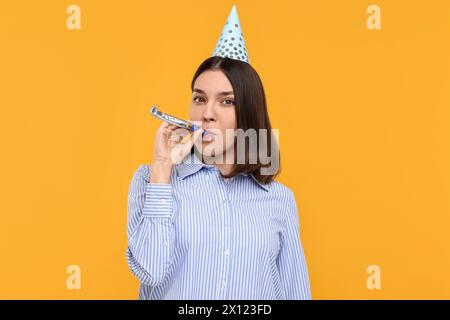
{"left": 190, "top": 56, "right": 280, "bottom": 184}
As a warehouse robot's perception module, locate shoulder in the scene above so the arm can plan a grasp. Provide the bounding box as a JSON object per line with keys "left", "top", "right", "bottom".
{"left": 267, "top": 179, "right": 295, "bottom": 199}
{"left": 267, "top": 180, "right": 298, "bottom": 217}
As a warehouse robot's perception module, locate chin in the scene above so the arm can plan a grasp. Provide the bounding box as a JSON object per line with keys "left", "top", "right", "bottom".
{"left": 200, "top": 149, "right": 216, "bottom": 158}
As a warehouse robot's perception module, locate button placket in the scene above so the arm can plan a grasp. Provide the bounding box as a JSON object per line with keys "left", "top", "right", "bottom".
{"left": 215, "top": 169, "right": 232, "bottom": 299}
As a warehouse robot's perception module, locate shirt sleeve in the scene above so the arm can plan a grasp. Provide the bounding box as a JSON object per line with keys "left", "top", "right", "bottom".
{"left": 125, "top": 164, "right": 175, "bottom": 287}
{"left": 277, "top": 190, "right": 312, "bottom": 300}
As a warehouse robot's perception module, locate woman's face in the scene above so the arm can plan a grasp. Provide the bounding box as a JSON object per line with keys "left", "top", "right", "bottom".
{"left": 189, "top": 70, "right": 237, "bottom": 159}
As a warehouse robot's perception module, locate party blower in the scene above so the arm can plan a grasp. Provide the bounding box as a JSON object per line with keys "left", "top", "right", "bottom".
{"left": 149, "top": 105, "right": 208, "bottom": 143}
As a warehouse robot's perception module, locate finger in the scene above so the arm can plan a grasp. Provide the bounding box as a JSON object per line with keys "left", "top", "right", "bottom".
{"left": 168, "top": 133, "right": 181, "bottom": 142}
{"left": 159, "top": 122, "right": 178, "bottom": 131}
{"left": 161, "top": 126, "right": 181, "bottom": 138}
{"left": 167, "top": 124, "right": 178, "bottom": 130}
{"left": 173, "top": 127, "right": 190, "bottom": 134}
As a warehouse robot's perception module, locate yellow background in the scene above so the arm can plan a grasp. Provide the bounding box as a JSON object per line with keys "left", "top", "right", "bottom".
{"left": 0, "top": 0, "right": 449, "bottom": 299}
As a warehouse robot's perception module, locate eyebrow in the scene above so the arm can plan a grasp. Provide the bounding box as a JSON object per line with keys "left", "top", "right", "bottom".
{"left": 193, "top": 88, "right": 234, "bottom": 97}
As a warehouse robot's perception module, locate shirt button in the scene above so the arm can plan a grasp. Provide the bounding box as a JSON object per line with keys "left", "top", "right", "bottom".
{"left": 222, "top": 280, "right": 227, "bottom": 287}
{"left": 223, "top": 199, "right": 228, "bottom": 204}
{"left": 224, "top": 249, "right": 230, "bottom": 256}
{"left": 225, "top": 222, "right": 230, "bottom": 227}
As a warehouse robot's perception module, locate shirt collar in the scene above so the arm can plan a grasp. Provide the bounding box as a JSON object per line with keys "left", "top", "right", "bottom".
{"left": 175, "top": 152, "right": 270, "bottom": 192}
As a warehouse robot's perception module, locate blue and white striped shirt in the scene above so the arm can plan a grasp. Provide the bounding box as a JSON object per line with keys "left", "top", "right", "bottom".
{"left": 126, "top": 151, "right": 311, "bottom": 300}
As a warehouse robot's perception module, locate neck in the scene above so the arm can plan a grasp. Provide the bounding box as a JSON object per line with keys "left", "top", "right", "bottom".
{"left": 201, "top": 153, "right": 235, "bottom": 176}
{"left": 214, "top": 162, "right": 235, "bottom": 176}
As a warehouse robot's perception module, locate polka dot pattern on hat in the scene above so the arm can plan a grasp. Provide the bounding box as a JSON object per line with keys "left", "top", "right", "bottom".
{"left": 212, "top": 5, "right": 250, "bottom": 64}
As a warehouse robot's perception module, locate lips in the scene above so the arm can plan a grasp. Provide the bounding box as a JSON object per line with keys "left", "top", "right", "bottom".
{"left": 202, "top": 130, "right": 215, "bottom": 142}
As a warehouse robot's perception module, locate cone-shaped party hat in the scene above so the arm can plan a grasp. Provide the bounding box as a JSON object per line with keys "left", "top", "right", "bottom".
{"left": 212, "top": 5, "right": 250, "bottom": 64}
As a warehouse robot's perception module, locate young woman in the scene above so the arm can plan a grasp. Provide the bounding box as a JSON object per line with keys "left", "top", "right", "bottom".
{"left": 126, "top": 56, "right": 312, "bottom": 299}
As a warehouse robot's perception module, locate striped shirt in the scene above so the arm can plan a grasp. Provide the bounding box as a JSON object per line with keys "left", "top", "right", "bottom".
{"left": 126, "top": 151, "right": 311, "bottom": 300}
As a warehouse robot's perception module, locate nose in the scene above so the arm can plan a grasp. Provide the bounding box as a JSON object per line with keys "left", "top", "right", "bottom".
{"left": 201, "top": 104, "right": 216, "bottom": 124}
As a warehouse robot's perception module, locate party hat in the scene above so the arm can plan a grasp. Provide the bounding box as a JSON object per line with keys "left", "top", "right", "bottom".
{"left": 212, "top": 5, "right": 250, "bottom": 64}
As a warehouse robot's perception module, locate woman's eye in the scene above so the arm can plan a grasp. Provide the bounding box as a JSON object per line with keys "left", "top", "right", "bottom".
{"left": 223, "top": 99, "right": 235, "bottom": 105}
{"left": 193, "top": 96, "right": 205, "bottom": 103}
